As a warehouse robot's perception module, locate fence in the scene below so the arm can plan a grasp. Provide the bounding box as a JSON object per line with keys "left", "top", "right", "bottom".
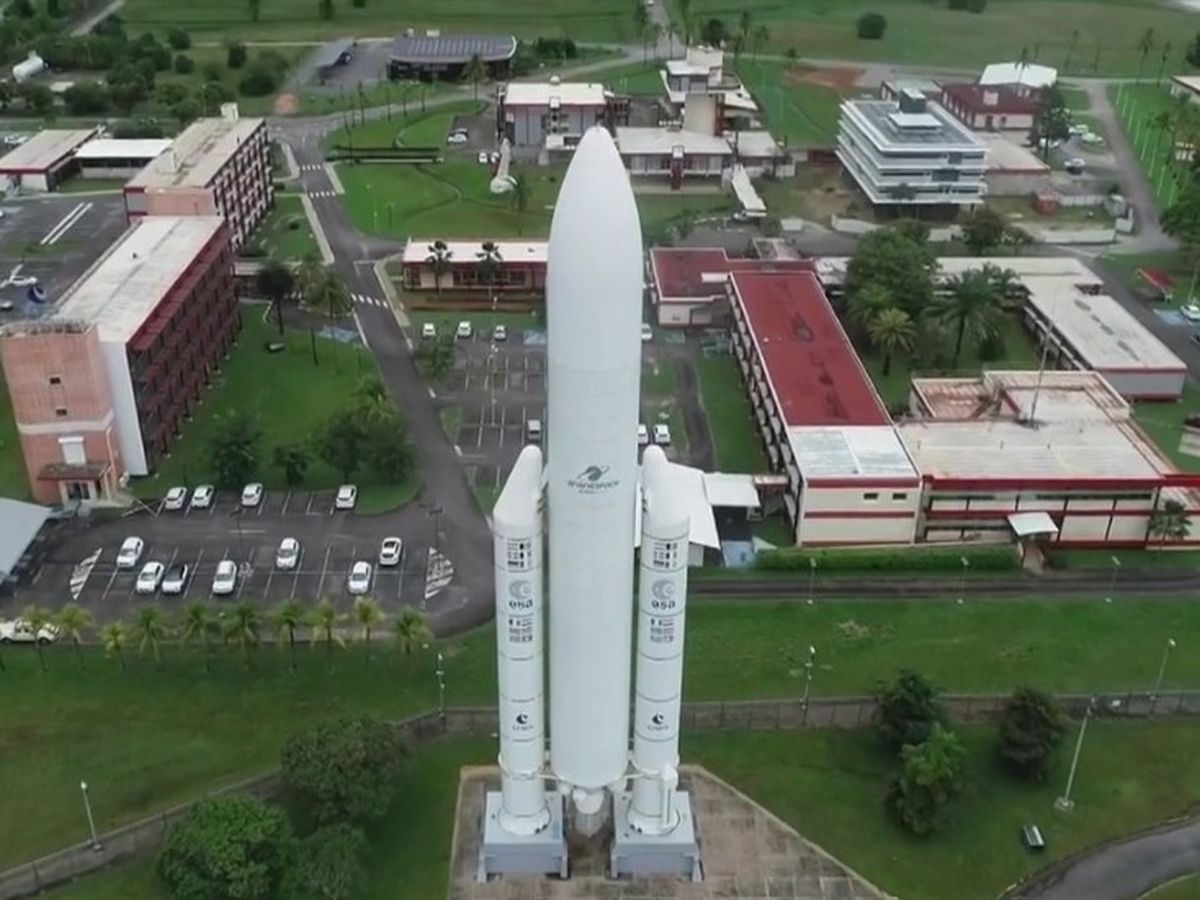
{"left": 5, "top": 691, "right": 1200, "bottom": 898}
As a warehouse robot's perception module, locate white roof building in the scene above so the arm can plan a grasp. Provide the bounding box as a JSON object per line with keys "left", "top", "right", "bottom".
{"left": 400, "top": 239, "right": 548, "bottom": 265}
{"left": 615, "top": 127, "right": 733, "bottom": 157}
{"left": 501, "top": 81, "right": 609, "bottom": 107}
{"left": 0, "top": 128, "right": 97, "bottom": 191}
{"left": 75, "top": 138, "right": 173, "bottom": 161}
{"left": 979, "top": 62, "right": 1057, "bottom": 90}
{"left": 127, "top": 117, "right": 265, "bottom": 190}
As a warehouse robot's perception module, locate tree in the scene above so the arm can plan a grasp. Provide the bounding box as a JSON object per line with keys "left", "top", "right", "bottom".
{"left": 63, "top": 80, "right": 109, "bottom": 115}
{"left": 1188, "top": 33, "right": 1200, "bottom": 69}
{"left": 1155, "top": 41, "right": 1172, "bottom": 88}
{"left": 109, "top": 78, "right": 148, "bottom": 115}
{"left": 999, "top": 688, "right": 1066, "bottom": 780}
{"left": 304, "top": 268, "right": 353, "bottom": 328}
{"left": 226, "top": 601, "right": 262, "bottom": 670}
{"left": 239, "top": 63, "right": 280, "bottom": 97}
{"left": 476, "top": 240, "right": 503, "bottom": 298}
{"left": 1149, "top": 498, "right": 1191, "bottom": 544}
{"left": 318, "top": 0, "right": 334, "bottom": 20}
{"left": 364, "top": 410, "right": 413, "bottom": 482}
{"left": 885, "top": 723, "right": 967, "bottom": 835}
{"left": 255, "top": 258, "right": 295, "bottom": 336}
{"left": 179, "top": 602, "right": 218, "bottom": 672}
{"left": 393, "top": 607, "right": 432, "bottom": 658}
{"left": 844, "top": 225, "right": 938, "bottom": 316}
{"left": 101, "top": 621, "right": 128, "bottom": 672}
{"left": 292, "top": 824, "right": 367, "bottom": 900}
{"left": 281, "top": 717, "right": 405, "bottom": 824}
{"left": 272, "top": 442, "right": 310, "bottom": 488}
{"left": 173, "top": 53, "right": 194, "bottom": 75}
{"left": 19, "top": 82, "right": 53, "bottom": 115}
{"left": 272, "top": 599, "right": 307, "bottom": 672}
{"left": 462, "top": 52, "right": 484, "bottom": 102}
{"left": 157, "top": 796, "right": 295, "bottom": 900}
{"left": 227, "top": 39, "right": 247, "bottom": 69}
{"left": 352, "top": 597, "right": 382, "bottom": 649}
{"left": 418, "top": 332, "right": 457, "bottom": 382}
{"left": 22, "top": 605, "right": 52, "bottom": 672}
{"left": 315, "top": 408, "right": 368, "bottom": 482}
{"left": 353, "top": 374, "right": 388, "bottom": 414}
{"left": 1164, "top": 181, "right": 1200, "bottom": 261}
{"left": 925, "top": 269, "right": 1001, "bottom": 367}
{"left": 0, "top": 81, "right": 13, "bottom": 112}
{"left": 248, "top": 0, "right": 261, "bottom": 21}
{"left": 1064, "top": 27, "right": 1080, "bottom": 73}
{"left": 856, "top": 12, "right": 887, "bottom": 40}
{"left": 208, "top": 410, "right": 262, "bottom": 489}
{"left": 1134, "top": 28, "right": 1155, "bottom": 87}
{"left": 55, "top": 604, "right": 93, "bottom": 671}
{"left": 167, "top": 27, "right": 191, "bottom": 50}
{"left": 876, "top": 669, "right": 948, "bottom": 753}
{"left": 425, "top": 240, "right": 452, "bottom": 297}
{"left": 847, "top": 283, "right": 896, "bottom": 339}
{"left": 961, "top": 205, "right": 1027, "bottom": 255}
{"left": 868, "top": 308, "right": 916, "bottom": 377}
{"left": 699, "top": 17, "right": 727, "bottom": 47}
{"left": 511, "top": 173, "right": 530, "bottom": 228}
{"left": 1029, "top": 84, "right": 1071, "bottom": 161}
{"left": 308, "top": 599, "right": 344, "bottom": 666}
{"left": 134, "top": 606, "right": 169, "bottom": 669}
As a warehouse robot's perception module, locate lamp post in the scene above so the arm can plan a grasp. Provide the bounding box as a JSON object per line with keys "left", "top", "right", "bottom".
{"left": 1054, "top": 697, "right": 1096, "bottom": 812}
{"left": 80, "top": 781, "right": 101, "bottom": 852}
{"left": 958, "top": 556, "right": 969, "bottom": 604}
{"left": 800, "top": 645, "right": 816, "bottom": 724}
{"left": 806, "top": 557, "right": 817, "bottom": 606}
{"left": 1150, "top": 638, "right": 1177, "bottom": 710}
{"left": 436, "top": 651, "right": 446, "bottom": 721}
{"left": 1105, "top": 555, "right": 1121, "bottom": 603}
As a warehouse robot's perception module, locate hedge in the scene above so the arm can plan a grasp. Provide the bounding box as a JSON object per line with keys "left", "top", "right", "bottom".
{"left": 755, "top": 545, "right": 1018, "bottom": 573}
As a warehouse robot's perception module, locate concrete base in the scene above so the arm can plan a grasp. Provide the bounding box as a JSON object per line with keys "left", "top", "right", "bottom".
{"left": 610, "top": 790, "right": 702, "bottom": 881}
{"left": 477, "top": 792, "right": 569, "bottom": 882}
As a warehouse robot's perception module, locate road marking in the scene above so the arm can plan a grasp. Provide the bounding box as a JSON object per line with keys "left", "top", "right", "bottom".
{"left": 307, "top": 190, "right": 338, "bottom": 198}
{"left": 290, "top": 548, "right": 303, "bottom": 599}
{"left": 188, "top": 547, "right": 205, "bottom": 600}
{"left": 316, "top": 546, "right": 332, "bottom": 598}
{"left": 40, "top": 201, "right": 90, "bottom": 245}
{"left": 100, "top": 558, "right": 120, "bottom": 603}
{"left": 427, "top": 385, "right": 436, "bottom": 399}
{"left": 300, "top": 163, "right": 324, "bottom": 172}
{"left": 352, "top": 293, "right": 386, "bottom": 307}
{"left": 281, "top": 491, "right": 292, "bottom": 516}
{"left": 69, "top": 549, "right": 102, "bottom": 600}
{"left": 305, "top": 492, "right": 316, "bottom": 515}
{"left": 454, "top": 444, "right": 462, "bottom": 456}
{"left": 403, "top": 334, "right": 413, "bottom": 352}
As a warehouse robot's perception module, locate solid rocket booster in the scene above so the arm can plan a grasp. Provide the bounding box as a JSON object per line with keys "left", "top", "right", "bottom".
{"left": 545, "top": 127, "right": 644, "bottom": 813}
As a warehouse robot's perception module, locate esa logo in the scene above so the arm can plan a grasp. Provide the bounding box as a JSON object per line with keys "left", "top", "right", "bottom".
{"left": 513, "top": 711, "right": 534, "bottom": 734}
{"left": 507, "top": 580, "right": 534, "bottom": 611}
{"left": 650, "top": 579, "right": 677, "bottom": 610}
{"left": 568, "top": 464, "right": 619, "bottom": 494}
{"left": 646, "top": 711, "right": 670, "bottom": 734}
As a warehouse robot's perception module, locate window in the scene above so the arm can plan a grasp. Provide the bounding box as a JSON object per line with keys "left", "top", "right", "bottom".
{"left": 892, "top": 492, "right": 908, "bottom": 501}
{"left": 864, "top": 492, "right": 879, "bottom": 501}
{"left": 650, "top": 540, "right": 677, "bottom": 570}
{"left": 48, "top": 376, "right": 62, "bottom": 386}
{"left": 55, "top": 407, "right": 68, "bottom": 418}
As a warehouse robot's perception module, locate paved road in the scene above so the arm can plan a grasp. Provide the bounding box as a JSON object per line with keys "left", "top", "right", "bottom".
{"left": 1008, "top": 816, "right": 1200, "bottom": 900}
{"left": 69, "top": 0, "right": 123, "bottom": 36}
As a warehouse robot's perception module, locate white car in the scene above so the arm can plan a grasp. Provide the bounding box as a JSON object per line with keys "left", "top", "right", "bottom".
{"left": 163, "top": 486, "right": 188, "bottom": 510}
{"left": 275, "top": 537, "right": 300, "bottom": 570}
{"left": 653, "top": 423, "right": 672, "bottom": 446}
{"left": 1182, "top": 303, "right": 1200, "bottom": 322}
{"left": 493, "top": 324, "right": 507, "bottom": 342}
{"left": 240, "top": 482, "right": 263, "bottom": 508}
{"left": 1065, "top": 157, "right": 1085, "bottom": 174}
{"left": 447, "top": 131, "right": 469, "bottom": 145}
{"left": 477, "top": 150, "right": 490, "bottom": 164}
{"left": 211, "top": 560, "right": 237, "bottom": 596}
{"left": 0, "top": 619, "right": 59, "bottom": 643}
{"left": 379, "top": 537, "right": 404, "bottom": 567}
{"left": 115, "top": 536, "right": 144, "bottom": 569}
{"left": 161, "top": 563, "right": 189, "bottom": 596}
{"left": 335, "top": 484, "right": 357, "bottom": 510}
{"left": 456, "top": 320, "right": 473, "bottom": 339}
{"left": 8, "top": 274, "right": 37, "bottom": 288}
{"left": 190, "top": 484, "right": 215, "bottom": 509}
{"left": 641, "top": 323, "right": 653, "bottom": 342}
{"left": 421, "top": 322, "right": 436, "bottom": 339}
{"left": 135, "top": 561, "right": 165, "bottom": 595}
{"left": 347, "top": 560, "right": 373, "bottom": 595}
{"left": 637, "top": 423, "right": 649, "bottom": 447}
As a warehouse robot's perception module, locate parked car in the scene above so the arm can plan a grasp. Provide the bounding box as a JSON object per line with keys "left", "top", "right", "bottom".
{"left": 641, "top": 323, "right": 653, "bottom": 342}
{"left": 240, "top": 482, "right": 263, "bottom": 508}
{"left": 421, "top": 322, "right": 437, "bottom": 339}
{"left": 0, "top": 619, "right": 59, "bottom": 643}
{"left": 347, "top": 560, "right": 373, "bottom": 595}
{"left": 190, "top": 484, "right": 215, "bottom": 509}
{"left": 447, "top": 131, "right": 469, "bottom": 145}
{"left": 135, "top": 561, "right": 165, "bottom": 594}
{"left": 335, "top": 484, "right": 357, "bottom": 510}
{"left": 1064, "top": 158, "right": 1085, "bottom": 175}
{"left": 212, "top": 560, "right": 237, "bottom": 596}
{"left": 637, "top": 423, "right": 649, "bottom": 447}
{"left": 1181, "top": 303, "right": 1200, "bottom": 323}
{"left": 493, "top": 324, "right": 507, "bottom": 342}
{"left": 161, "top": 563, "right": 190, "bottom": 596}
{"left": 275, "top": 537, "right": 301, "bottom": 570}
{"left": 456, "top": 320, "right": 473, "bottom": 339}
{"left": 653, "top": 423, "right": 672, "bottom": 446}
{"left": 379, "top": 537, "right": 404, "bottom": 567}
{"left": 115, "top": 536, "right": 144, "bottom": 569}
{"left": 163, "top": 486, "right": 188, "bottom": 510}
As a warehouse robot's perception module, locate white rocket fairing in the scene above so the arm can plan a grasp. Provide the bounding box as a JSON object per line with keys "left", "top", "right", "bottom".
{"left": 544, "top": 127, "right": 644, "bottom": 821}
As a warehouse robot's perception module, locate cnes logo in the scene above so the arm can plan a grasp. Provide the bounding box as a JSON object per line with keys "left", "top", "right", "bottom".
{"left": 567, "top": 463, "right": 619, "bottom": 494}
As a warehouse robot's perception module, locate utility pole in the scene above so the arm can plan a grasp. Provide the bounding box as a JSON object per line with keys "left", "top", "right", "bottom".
{"left": 1150, "top": 638, "right": 1177, "bottom": 711}
{"left": 957, "top": 556, "right": 969, "bottom": 604}
{"left": 436, "top": 651, "right": 446, "bottom": 721}
{"left": 1105, "top": 555, "right": 1121, "bottom": 603}
{"left": 1055, "top": 697, "right": 1096, "bottom": 812}
{"left": 80, "top": 781, "right": 101, "bottom": 851}
{"left": 806, "top": 557, "right": 817, "bottom": 606}
{"left": 800, "top": 644, "right": 816, "bottom": 724}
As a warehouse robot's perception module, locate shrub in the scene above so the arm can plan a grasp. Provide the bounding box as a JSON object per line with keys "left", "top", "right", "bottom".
{"left": 967, "top": 0, "right": 987, "bottom": 10}
{"left": 885, "top": 724, "right": 966, "bottom": 835}
{"left": 239, "top": 65, "right": 280, "bottom": 97}
{"left": 351, "top": 0, "right": 365, "bottom": 6}
{"left": 173, "top": 53, "right": 194, "bottom": 74}
{"left": 755, "top": 545, "right": 1017, "bottom": 573}
{"left": 998, "top": 687, "right": 1066, "bottom": 780}
{"left": 227, "top": 40, "right": 247, "bottom": 69}
{"left": 948, "top": 0, "right": 968, "bottom": 8}
{"left": 876, "top": 669, "right": 948, "bottom": 753}
{"left": 166, "top": 27, "right": 191, "bottom": 50}
{"left": 856, "top": 11, "right": 887, "bottom": 39}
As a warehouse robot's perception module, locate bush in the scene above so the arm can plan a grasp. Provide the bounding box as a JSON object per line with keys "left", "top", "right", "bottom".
{"left": 948, "top": 0, "right": 968, "bottom": 8}
{"left": 173, "top": 53, "right": 194, "bottom": 74}
{"left": 876, "top": 669, "right": 948, "bottom": 753}
{"left": 166, "top": 27, "right": 191, "bottom": 50}
{"left": 856, "top": 11, "right": 887, "bottom": 39}
{"left": 885, "top": 724, "right": 966, "bottom": 835}
{"left": 967, "top": 0, "right": 987, "bottom": 10}
{"left": 227, "top": 39, "right": 247, "bottom": 69}
{"left": 976, "top": 330, "right": 1006, "bottom": 362}
{"left": 239, "top": 64, "right": 280, "bottom": 97}
{"left": 351, "top": 0, "right": 365, "bottom": 6}
{"left": 63, "top": 81, "right": 110, "bottom": 115}
{"left": 292, "top": 824, "right": 368, "bottom": 900}
{"left": 755, "top": 545, "right": 1017, "bottom": 573}
{"left": 998, "top": 687, "right": 1065, "bottom": 780}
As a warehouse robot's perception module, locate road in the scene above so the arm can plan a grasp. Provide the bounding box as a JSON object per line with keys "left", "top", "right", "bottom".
{"left": 69, "top": 0, "right": 123, "bottom": 36}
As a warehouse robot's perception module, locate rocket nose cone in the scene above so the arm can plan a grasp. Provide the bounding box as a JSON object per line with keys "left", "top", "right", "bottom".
{"left": 548, "top": 126, "right": 641, "bottom": 265}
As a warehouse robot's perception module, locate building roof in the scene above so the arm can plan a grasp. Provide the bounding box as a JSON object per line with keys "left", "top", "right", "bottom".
{"left": 649, "top": 247, "right": 813, "bottom": 301}
{"left": 731, "top": 270, "right": 890, "bottom": 428}
{"left": 0, "top": 498, "right": 50, "bottom": 579}
{"left": 730, "top": 165, "right": 765, "bottom": 216}
{"left": 911, "top": 370, "right": 1130, "bottom": 422}
{"left": 125, "top": 117, "right": 263, "bottom": 190}
{"left": 882, "top": 77, "right": 942, "bottom": 96}
{"left": 401, "top": 238, "right": 547, "bottom": 265}
{"left": 664, "top": 46, "right": 724, "bottom": 77}
{"left": 979, "top": 62, "right": 1057, "bottom": 89}
{"left": 733, "top": 130, "right": 783, "bottom": 158}
{"left": 391, "top": 33, "right": 516, "bottom": 64}
{"left": 942, "top": 82, "right": 1039, "bottom": 116}
{"left": 75, "top": 138, "right": 172, "bottom": 161}
{"left": 311, "top": 37, "right": 355, "bottom": 71}
{"left": 0, "top": 128, "right": 95, "bottom": 173}
{"left": 841, "top": 99, "right": 985, "bottom": 152}
{"left": 788, "top": 425, "right": 918, "bottom": 481}
{"left": 615, "top": 126, "right": 732, "bottom": 156}
{"left": 54, "top": 217, "right": 225, "bottom": 343}
{"left": 703, "top": 472, "right": 761, "bottom": 508}
{"left": 977, "top": 132, "right": 1050, "bottom": 173}
{"left": 502, "top": 81, "right": 609, "bottom": 107}
{"left": 1171, "top": 74, "right": 1200, "bottom": 96}
{"left": 813, "top": 255, "right": 1100, "bottom": 288}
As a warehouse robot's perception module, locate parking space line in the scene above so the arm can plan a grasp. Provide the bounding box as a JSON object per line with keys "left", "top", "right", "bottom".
{"left": 290, "top": 549, "right": 303, "bottom": 599}
{"left": 316, "top": 546, "right": 332, "bottom": 598}
{"left": 281, "top": 491, "right": 292, "bottom": 516}
{"left": 100, "top": 561, "right": 120, "bottom": 603}
{"left": 188, "top": 547, "right": 205, "bottom": 599}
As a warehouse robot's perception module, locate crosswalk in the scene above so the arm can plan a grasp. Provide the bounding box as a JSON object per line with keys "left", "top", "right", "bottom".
{"left": 299, "top": 163, "right": 324, "bottom": 172}
{"left": 306, "top": 190, "right": 338, "bottom": 199}
{"left": 352, "top": 293, "right": 388, "bottom": 308}
{"left": 69, "top": 549, "right": 102, "bottom": 600}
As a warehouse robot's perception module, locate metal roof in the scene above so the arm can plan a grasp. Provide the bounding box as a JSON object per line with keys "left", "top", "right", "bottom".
{"left": 703, "top": 472, "right": 761, "bottom": 508}
{"left": 0, "top": 498, "right": 50, "bottom": 579}
{"left": 979, "top": 62, "right": 1057, "bottom": 89}
{"left": 391, "top": 33, "right": 516, "bottom": 64}
{"left": 75, "top": 138, "right": 171, "bottom": 160}
{"left": 844, "top": 99, "right": 984, "bottom": 150}
{"left": 0, "top": 129, "right": 96, "bottom": 173}
{"left": 503, "top": 82, "right": 609, "bottom": 107}
{"left": 126, "top": 117, "right": 264, "bottom": 190}
{"left": 615, "top": 126, "right": 731, "bottom": 156}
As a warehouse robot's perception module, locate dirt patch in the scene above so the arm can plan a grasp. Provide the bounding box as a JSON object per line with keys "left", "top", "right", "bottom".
{"left": 786, "top": 63, "right": 864, "bottom": 94}
{"left": 836, "top": 619, "right": 873, "bottom": 641}
{"left": 273, "top": 92, "right": 298, "bottom": 116}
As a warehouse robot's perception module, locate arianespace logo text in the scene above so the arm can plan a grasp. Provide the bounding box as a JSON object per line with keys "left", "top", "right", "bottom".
{"left": 568, "top": 464, "right": 619, "bottom": 494}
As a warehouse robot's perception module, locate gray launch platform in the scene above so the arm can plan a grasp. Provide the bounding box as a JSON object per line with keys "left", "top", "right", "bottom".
{"left": 610, "top": 791, "right": 701, "bottom": 880}
{"left": 478, "top": 792, "right": 569, "bottom": 881}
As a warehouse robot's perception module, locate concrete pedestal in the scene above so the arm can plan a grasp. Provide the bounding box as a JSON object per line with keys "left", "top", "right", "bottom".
{"left": 477, "top": 792, "right": 569, "bottom": 882}
{"left": 610, "top": 790, "right": 702, "bottom": 881}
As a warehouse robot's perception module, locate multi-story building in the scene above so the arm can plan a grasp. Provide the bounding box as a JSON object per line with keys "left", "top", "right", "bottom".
{"left": 498, "top": 79, "right": 627, "bottom": 160}
{"left": 939, "top": 83, "right": 1038, "bottom": 132}
{"left": 123, "top": 115, "right": 272, "bottom": 249}
{"left": 660, "top": 46, "right": 757, "bottom": 129}
{"left": 0, "top": 217, "right": 237, "bottom": 504}
{"left": 836, "top": 89, "right": 988, "bottom": 208}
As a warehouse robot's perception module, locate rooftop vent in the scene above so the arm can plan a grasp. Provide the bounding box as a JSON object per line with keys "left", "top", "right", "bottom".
{"left": 898, "top": 88, "right": 927, "bottom": 114}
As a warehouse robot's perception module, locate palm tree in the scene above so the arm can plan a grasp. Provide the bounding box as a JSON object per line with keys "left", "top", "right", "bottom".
{"left": 925, "top": 271, "right": 1001, "bottom": 368}
{"left": 666, "top": 22, "right": 677, "bottom": 58}
{"left": 226, "top": 602, "right": 262, "bottom": 671}
{"left": 353, "top": 597, "right": 383, "bottom": 654}
{"left": 309, "top": 599, "right": 344, "bottom": 667}
{"left": 308, "top": 269, "right": 353, "bottom": 329}
{"left": 255, "top": 259, "right": 295, "bottom": 337}
{"left": 101, "top": 621, "right": 128, "bottom": 672}
{"left": 1155, "top": 42, "right": 1173, "bottom": 88}
{"left": 133, "top": 606, "right": 169, "bottom": 670}
{"left": 868, "top": 308, "right": 917, "bottom": 377}
{"left": 847, "top": 283, "right": 895, "bottom": 339}
{"left": 1064, "top": 28, "right": 1080, "bottom": 74}
{"left": 271, "top": 599, "right": 306, "bottom": 672}
{"left": 22, "top": 605, "right": 53, "bottom": 672}
{"left": 678, "top": 0, "right": 693, "bottom": 45}
{"left": 179, "top": 602, "right": 218, "bottom": 671}
{"left": 462, "top": 53, "right": 485, "bottom": 103}
{"left": 425, "top": 240, "right": 453, "bottom": 297}
{"left": 476, "top": 241, "right": 503, "bottom": 300}
{"left": 248, "top": 0, "right": 260, "bottom": 21}
{"left": 393, "top": 607, "right": 432, "bottom": 658}
{"left": 1148, "top": 498, "right": 1191, "bottom": 545}
{"left": 55, "top": 604, "right": 94, "bottom": 671}
{"left": 1135, "top": 28, "right": 1156, "bottom": 87}
{"left": 297, "top": 252, "right": 325, "bottom": 303}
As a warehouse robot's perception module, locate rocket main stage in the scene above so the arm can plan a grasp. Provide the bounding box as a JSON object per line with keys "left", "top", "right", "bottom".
{"left": 480, "top": 127, "right": 701, "bottom": 881}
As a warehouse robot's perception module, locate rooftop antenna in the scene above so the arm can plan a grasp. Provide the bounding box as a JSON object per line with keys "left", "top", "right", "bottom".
{"left": 1025, "top": 336, "right": 1052, "bottom": 427}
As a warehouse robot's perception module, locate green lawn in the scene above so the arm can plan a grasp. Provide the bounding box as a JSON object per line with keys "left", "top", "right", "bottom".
{"left": 243, "top": 195, "right": 318, "bottom": 260}
{"left": 1061, "top": 86, "right": 1092, "bottom": 112}
{"left": 1101, "top": 250, "right": 1197, "bottom": 307}
{"left": 153, "top": 45, "right": 305, "bottom": 118}
{"left": 1109, "top": 83, "right": 1193, "bottom": 210}
{"left": 671, "top": 0, "right": 1199, "bottom": 75}
{"left": 134, "top": 313, "right": 412, "bottom": 501}
{"left": 578, "top": 60, "right": 666, "bottom": 95}
{"left": 407, "top": 309, "right": 543, "bottom": 335}
{"left": 325, "top": 101, "right": 485, "bottom": 152}
{"left": 0, "top": 366, "right": 29, "bottom": 500}
{"left": 642, "top": 358, "right": 678, "bottom": 395}
{"left": 695, "top": 353, "right": 768, "bottom": 473}
{"left": 635, "top": 192, "right": 739, "bottom": 244}
{"left": 439, "top": 405, "right": 463, "bottom": 444}
{"left": 1143, "top": 875, "right": 1200, "bottom": 899}
{"left": 472, "top": 483, "right": 501, "bottom": 513}
{"left": 738, "top": 60, "right": 847, "bottom": 147}
{"left": 56, "top": 178, "right": 126, "bottom": 194}
{"left": 1133, "top": 381, "right": 1200, "bottom": 474}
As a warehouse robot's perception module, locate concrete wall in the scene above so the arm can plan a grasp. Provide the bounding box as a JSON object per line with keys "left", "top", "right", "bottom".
{"left": 100, "top": 340, "right": 147, "bottom": 476}
{"left": 1025, "top": 226, "right": 1116, "bottom": 244}
{"left": 1100, "top": 368, "right": 1186, "bottom": 401}
{"left": 796, "top": 483, "right": 919, "bottom": 546}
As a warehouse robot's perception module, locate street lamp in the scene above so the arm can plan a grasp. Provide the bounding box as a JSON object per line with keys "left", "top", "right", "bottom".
{"left": 957, "top": 556, "right": 969, "bottom": 604}
{"left": 1150, "top": 638, "right": 1178, "bottom": 710}
{"left": 1054, "top": 697, "right": 1097, "bottom": 812}
{"left": 436, "top": 652, "right": 446, "bottom": 721}
{"left": 1105, "top": 555, "right": 1121, "bottom": 603}
{"left": 806, "top": 557, "right": 817, "bottom": 606}
{"left": 800, "top": 645, "right": 817, "bottom": 724}
{"left": 80, "top": 781, "right": 101, "bottom": 852}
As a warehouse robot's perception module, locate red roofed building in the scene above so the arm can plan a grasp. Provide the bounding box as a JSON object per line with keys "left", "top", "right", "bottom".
{"left": 939, "top": 83, "right": 1038, "bottom": 131}
{"left": 649, "top": 247, "right": 814, "bottom": 327}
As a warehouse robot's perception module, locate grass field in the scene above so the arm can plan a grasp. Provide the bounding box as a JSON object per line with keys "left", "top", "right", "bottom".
{"left": 0, "top": 366, "right": 28, "bottom": 499}
{"left": 643, "top": 358, "right": 678, "bottom": 395}
{"left": 134, "top": 313, "right": 416, "bottom": 507}
{"left": 670, "top": 0, "right": 1198, "bottom": 75}
{"left": 1143, "top": 875, "right": 1200, "bottom": 899}
{"left": 738, "top": 60, "right": 847, "bottom": 147}
{"left": 7, "top": 596, "right": 1200, "bottom": 866}
{"left": 123, "top": 0, "right": 639, "bottom": 43}
{"left": 56, "top": 178, "right": 126, "bottom": 194}
{"left": 1109, "top": 83, "right": 1193, "bottom": 210}
{"left": 577, "top": 60, "right": 666, "bottom": 95}
{"left": 153, "top": 45, "right": 305, "bottom": 118}
{"left": 695, "top": 353, "right": 768, "bottom": 472}
{"left": 243, "top": 195, "right": 318, "bottom": 260}
{"left": 1133, "top": 381, "right": 1200, "bottom": 474}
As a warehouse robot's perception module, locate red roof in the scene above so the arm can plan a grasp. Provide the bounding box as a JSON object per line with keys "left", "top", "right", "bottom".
{"left": 1137, "top": 267, "right": 1174, "bottom": 291}
{"left": 731, "top": 271, "right": 889, "bottom": 428}
{"left": 941, "top": 83, "right": 1038, "bottom": 117}
{"left": 650, "top": 248, "right": 813, "bottom": 302}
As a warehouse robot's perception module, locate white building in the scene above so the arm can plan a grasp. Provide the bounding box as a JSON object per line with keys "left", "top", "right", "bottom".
{"left": 75, "top": 138, "right": 172, "bottom": 179}
{"left": 978, "top": 62, "right": 1057, "bottom": 94}
{"left": 498, "top": 79, "right": 617, "bottom": 158}
{"left": 660, "top": 46, "right": 757, "bottom": 128}
{"left": 836, "top": 89, "right": 988, "bottom": 207}
{"left": 0, "top": 128, "right": 97, "bottom": 192}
